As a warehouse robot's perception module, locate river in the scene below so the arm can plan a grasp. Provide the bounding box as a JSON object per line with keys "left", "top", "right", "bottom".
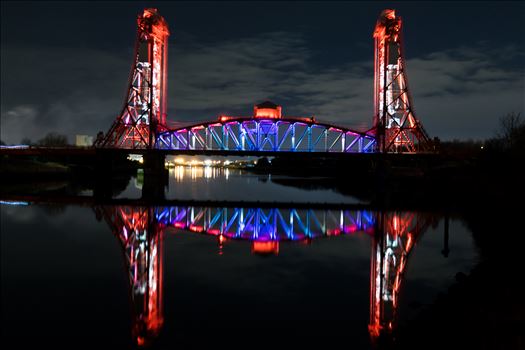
{"left": 1, "top": 165, "right": 482, "bottom": 349}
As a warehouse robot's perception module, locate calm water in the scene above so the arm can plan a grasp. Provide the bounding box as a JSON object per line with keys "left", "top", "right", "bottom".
{"left": 119, "top": 165, "right": 364, "bottom": 203}
{"left": 1, "top": 166, "right": 479, "bottom": 349}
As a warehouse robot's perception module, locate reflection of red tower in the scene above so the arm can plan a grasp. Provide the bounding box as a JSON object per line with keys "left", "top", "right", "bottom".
{"left": 373, "top": 9, "right": 432, "bottom": 153}
{"left": 96, "top": 8, "right": 170, "bottom": 149}
{"left": 96, "top": 206, "right": 164, "bottom": 347}
{"left": 369, "top": 212, "right": 432, "bottom": 340}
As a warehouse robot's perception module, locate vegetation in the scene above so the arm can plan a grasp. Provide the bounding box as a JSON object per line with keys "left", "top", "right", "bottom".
{"left": 37, "top": 132, "right": 68, "bottom": 147}
{"left": 438, "top": 112, "right": 524, "bottom": 158}
{"left": 21, "top": 137, "right": 32, "bottom": 146}
{"left": 485, "top": 112, "right": 525, "bottom": 154}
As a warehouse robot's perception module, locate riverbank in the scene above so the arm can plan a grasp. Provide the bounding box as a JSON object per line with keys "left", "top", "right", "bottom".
{"left": 0, "top": 158, "right": 70, "bottom": 178}
{"left": 1, "top": 150, "right": 523, "bottom": 209}
{"left": 388, "top": 204, "right": 525, "bottom": 350}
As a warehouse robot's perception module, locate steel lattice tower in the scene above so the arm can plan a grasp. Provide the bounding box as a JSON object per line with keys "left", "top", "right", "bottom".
{"left": 373, "top": 9, "right": 432, "bottom": 153}
{"left": 95, "top": 8, "right": 170, "bottom": 149}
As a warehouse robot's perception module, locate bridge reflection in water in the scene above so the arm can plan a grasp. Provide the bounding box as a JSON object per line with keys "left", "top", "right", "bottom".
{"left": 93, "top": 204, "right": 435, "bottom": 347}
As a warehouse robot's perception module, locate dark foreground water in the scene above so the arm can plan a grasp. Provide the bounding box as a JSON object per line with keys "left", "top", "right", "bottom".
{"left": 1, "top": 166, "right": 482, "bottom": 349}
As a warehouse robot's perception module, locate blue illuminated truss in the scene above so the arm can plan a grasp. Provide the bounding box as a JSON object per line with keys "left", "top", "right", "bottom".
{"left": 156, "top": 118, "right": 376, "bottom": 153}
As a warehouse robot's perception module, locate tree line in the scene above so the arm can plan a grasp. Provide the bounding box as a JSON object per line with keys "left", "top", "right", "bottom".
{"left": 12, "top": 132, "right": 70, "bottom": 147}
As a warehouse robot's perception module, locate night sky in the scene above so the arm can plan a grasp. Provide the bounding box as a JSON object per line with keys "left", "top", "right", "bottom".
{"left": 1, "top": 1, "right": 524, "bottom": 144}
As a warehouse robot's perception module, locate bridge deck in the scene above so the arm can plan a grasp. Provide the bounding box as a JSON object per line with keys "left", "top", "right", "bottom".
{"left": 0, "top": 146, "right": 437, "bottom": 159}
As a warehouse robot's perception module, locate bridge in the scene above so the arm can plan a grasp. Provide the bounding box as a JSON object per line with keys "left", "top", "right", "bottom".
{"left": 0, "top": 195, "right": 444, "bottom": 347}
{"left": 92, "top": 8, "right": 432, "bottom": 156}
{"left": 0, "top": 7, "right": 438, "bottom": 188}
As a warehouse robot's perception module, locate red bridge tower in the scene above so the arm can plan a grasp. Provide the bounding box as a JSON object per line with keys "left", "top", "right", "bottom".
{"left": 95, "top": 8, "right": 170, "bottom": 149}
{"left": 373, "top": 9, "right": 432, "bottom": 153}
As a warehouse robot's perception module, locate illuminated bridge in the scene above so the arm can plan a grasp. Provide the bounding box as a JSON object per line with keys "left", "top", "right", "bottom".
{"left": 93, "top": 203, "right": 435, "bottom": 347}
{"left": 156, "top": 105, "right": 376, "bottom": 154}
{"left": 0, "top": 8, "right": 436, "bottom": 165}
{"left": 93, "top": 8, "right": 433, "bottom": 155}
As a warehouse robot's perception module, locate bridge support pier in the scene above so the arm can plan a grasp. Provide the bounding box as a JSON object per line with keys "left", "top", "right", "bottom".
{"left": 93, "top": 153, "right": 114, "bottom": 199}
{"left": 93, "top": 150, "right": 135, "bottom": 200}
{"left": 142, "top": 152, "right": 168, "bottom": 200}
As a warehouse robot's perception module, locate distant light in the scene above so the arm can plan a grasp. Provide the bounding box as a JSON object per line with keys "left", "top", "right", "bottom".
{"left": 480, "top": 145, "right": 484, "bottom": 150}
{"left": 0, "top": 145, "right": 30, "bottom": 149}
{"left": 204, "top": 159, "right": 213, "bottom": 166}
{"left": 224, "top": 160, "right": 231, "bottom": 165}
{"left": 128, "top": 154, "right": 144, "bottom": 164}
{"left": 174, "top": 157, "right": 185, "bottom": 165}
{"left": 0, "top": 200, "right": 29, "bottom": 206}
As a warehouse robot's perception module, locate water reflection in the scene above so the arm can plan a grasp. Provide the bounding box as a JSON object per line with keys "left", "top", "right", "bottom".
{"left": 119, "top": 165, "right": 360, "bottom": 202}
{"left": 168, "top": 165, "right": 232, "bottom": 182}
{"left": 90, "top": 203, "right": 439, "bottom": 347}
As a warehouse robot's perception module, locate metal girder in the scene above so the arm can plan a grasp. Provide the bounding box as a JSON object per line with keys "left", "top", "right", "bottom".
{"left": 156, "top": 118, "right": 376, "bottom": 153}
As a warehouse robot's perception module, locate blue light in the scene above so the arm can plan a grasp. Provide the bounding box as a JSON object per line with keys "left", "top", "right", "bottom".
{"left": 0, "top": 200, "right": 29, "bottom": 206}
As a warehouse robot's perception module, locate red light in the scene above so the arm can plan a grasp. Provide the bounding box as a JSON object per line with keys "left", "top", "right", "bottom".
{"left": 137, "top": 336, "right": 145, "bottom": 346}
{"left": 251, "top": 241, "right": 279, "bottom": 255}
{"left": 253, "top": 102, "right": 282, "bottom": 119}
{"left": 406, "top": 233, "right": 413, "bottom": 250}
{"left": 327, "top": 228, "right": 341, "bottom": 236}
{"left": 344, "top": 224, "right": 358, "bottom": 233}
{"left": 218, "top": 115, "right": 237, "bottom": 122}
{"left": 189, "top": 224, "right": 203, "bottom": 232}
{"left": 368, "top": 324, "right": 382, "bottom": 338}
{"left": 208, "top": 228, "right": 220, "bottom": 235}
{"left": 301, "top": 237, "right": 312, "bottom": 245}
{"left": 384, "top": 9, "right": 396, "bottom": 20}
{"left": 254, "top": 108, "right": 281, "bottom": 119}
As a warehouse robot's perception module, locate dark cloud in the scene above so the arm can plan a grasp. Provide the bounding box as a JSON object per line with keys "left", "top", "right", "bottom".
{"left": 1, "top": 45, "right": 129, "bottom": 143}
{"left": 1, "top": 26, "right": 524, "bottom": 144}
